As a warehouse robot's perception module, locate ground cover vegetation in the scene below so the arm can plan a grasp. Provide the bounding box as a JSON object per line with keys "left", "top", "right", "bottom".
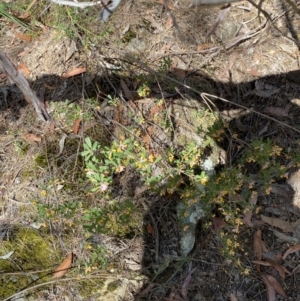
{"left": 1, "top": 0, "right": 300, "bottom": 300}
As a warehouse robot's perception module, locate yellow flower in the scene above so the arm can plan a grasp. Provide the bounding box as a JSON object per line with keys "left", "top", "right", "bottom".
{"left": 168, "top": 153, "right": 174, "bottom": 162}
{"left": 40, "top": 190, "right": 47, "bottom": 197}
{"left": 148, "top": 154, "right": 155, "bottom": 163}
{"left": 234, "top": 218, "right": 243, "bottom": 226}
{"left": 241, "top": 268, "right": 250, "bottom": 276}
{"left": 115, "top": 165, "right": 125, "bottom": 173}
{"left": 200, "top": 177, "right": 208, "bottom": 185}
{"left": 85, "top": 266, "right": 92, "bottom": 273}
{"left": 183, "top": 225, "right": 189, "bottom": 231}
{"left": 271, "top": 145, "right": 282, "bottom": 156}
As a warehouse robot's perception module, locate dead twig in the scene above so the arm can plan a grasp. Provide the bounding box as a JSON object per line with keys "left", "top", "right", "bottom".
{"left": 0, "top": 51, "right": 52, "bottom": 122}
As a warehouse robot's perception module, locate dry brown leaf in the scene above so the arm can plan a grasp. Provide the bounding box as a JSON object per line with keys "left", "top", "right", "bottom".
{"left": 282, "top": 265, "right": 292, "bottom": 276}
{"left": 212, "top": 217, "right": 227, "bottom": 231}
{"left": 141, "top": 131, "right": 151, "bottom": 150}
{"left": 261, "top": 274, "right": 276, "bottom": 301}
{"left": 121, "top": 79, "right": 134, "bottom": 100}
{"left": 266, "top": 258, "right": 290, "bottom": 280}
{"left": 166, "top": 17, "right": 173, "bottom": 27}
{"left": 53, "top": 253, "right": 73, "bottom": 278}
{"left": 264, "top": 106, "right": 289, "bottom": 117}
{"left": 172, "top": 68, "right": 186, "bottom": 80}
{"left": 147, "top": 223, "right": 154, "bottom": 235}
{"left": 14, "top": 32, "right": 32, "bottom": 42}
{"left": 49, "top": 122, "right": 55, "bottom": 132}
{"left": 24, "top": 133, "right": 41, "bottom": 142}
{"left": 19, "top": 12, "right": 31, "bottom": 19}
{"left": 247, "top": 69, "right": 261, "bottom": 77}
{"left": 18, "top": 61, "right": 30, "bottom": 76}
{"left": 265, "top": 274, "right": 288, "bottom": 299}
{"left": 282, "top": 244, "right": 300, "bottom": 259}
{"left": 150, "top": 104, "right": 164, "bottom": 116}
{"left": 261, "top": 215, "right": 294, "bottom": 233}
{"left": 181, "top": 267, "right": 197, "bottom": 298}
{"left": 254, "top": 230, "right": 263, "bottom": 272}
{"left": 73, "top": 119, "right": 81, "bottom": 134}
{"left": 63, "top": 67, "right": 86, "bottom": 78}
{"left": 197, "top": 43, "right": 211, "bottom": 51}
{"left": 252, "top": 260, "right": 272, "bottom": 266}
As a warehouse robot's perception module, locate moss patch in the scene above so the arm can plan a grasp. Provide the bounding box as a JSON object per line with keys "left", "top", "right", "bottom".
{"left": 0, "top": 227, "right": 61, "bottom": 299}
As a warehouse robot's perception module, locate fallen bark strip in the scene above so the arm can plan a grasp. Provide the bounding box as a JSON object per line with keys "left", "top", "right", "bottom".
{"left": 0, "top": 51, "right": 52, "bottom": 122}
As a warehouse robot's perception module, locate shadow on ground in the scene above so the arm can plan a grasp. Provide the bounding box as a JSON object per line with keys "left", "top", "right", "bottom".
{"left": 1, "top": 57, "right": 300, "bottom": 300}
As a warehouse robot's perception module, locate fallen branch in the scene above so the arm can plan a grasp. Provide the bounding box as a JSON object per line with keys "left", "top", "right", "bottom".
{"left": 47, "top": 0, "right": 102, "bottom": 8}
{"left": 47, "top": 0, "right": 122, "bottom": 22}
{"left": 0, "top": 51, "right": 52, "bottom": 122}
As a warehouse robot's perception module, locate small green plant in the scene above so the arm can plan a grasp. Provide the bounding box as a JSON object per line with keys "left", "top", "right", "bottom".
{"left": 159, "top": 57, "right": 172, "bottom": 74}
{"left": 137, "top": 82, "right": 151, "bottom": 98}
{"left": 14, "top": 140, "right": 29, "bottom": 156}
{"left": 197, "top": 137, "right": 290, "bottom": 259}
{"left": 81, "top": 136, "right": 162, "bottom": 192}
{"left": 107, "top": 94, "right": 120, "bottom": 106}
{"left": 83, "top": 199, "right": 138, "bottom": 237}
{"left": 82, "top": 245, "right": 108, "bottom": 273}
{"left": 37, "top": 200, "right": 81, "bottom": 222}
{"left": 50, "top": 99, "right": 95, "bottom": 128}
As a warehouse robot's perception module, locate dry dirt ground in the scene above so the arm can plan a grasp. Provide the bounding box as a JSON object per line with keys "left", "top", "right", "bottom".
{"left": 1, "top": 0, "right": 300, "bottom": 300}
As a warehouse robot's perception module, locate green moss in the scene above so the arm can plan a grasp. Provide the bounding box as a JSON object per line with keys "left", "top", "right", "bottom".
{"left": 0, "top": 227, "right": 61, "bottom": 299}
{"left": 78, "top": 279, "right": 106, "bottom": 299}
{"left": 14, "top": 140, "right": 29, "bottom": 156}
{"left": 21, "top": 168, "right": 35, "bottom": 179}
{"left": 34, "top": 154, "right": 48, "bottom": 168}
{"left": 106, "top": 280, "right": 119, "bottom": 292}
{"left": 122, "top": 29, "right": 136, "bottom": 43}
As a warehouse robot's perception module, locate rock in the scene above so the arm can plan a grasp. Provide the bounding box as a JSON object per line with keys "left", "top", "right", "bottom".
{"left": 170, "top": 99, "right": 225, "bottom": 255}
{"left": 95, "top": 276, "right": 147, "bottom": 301}
{"left": 287, "top": 170, "right": 300, "bottom": 209}
{"left": 177, "top": 199, "right": 206, "bottom": 255}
